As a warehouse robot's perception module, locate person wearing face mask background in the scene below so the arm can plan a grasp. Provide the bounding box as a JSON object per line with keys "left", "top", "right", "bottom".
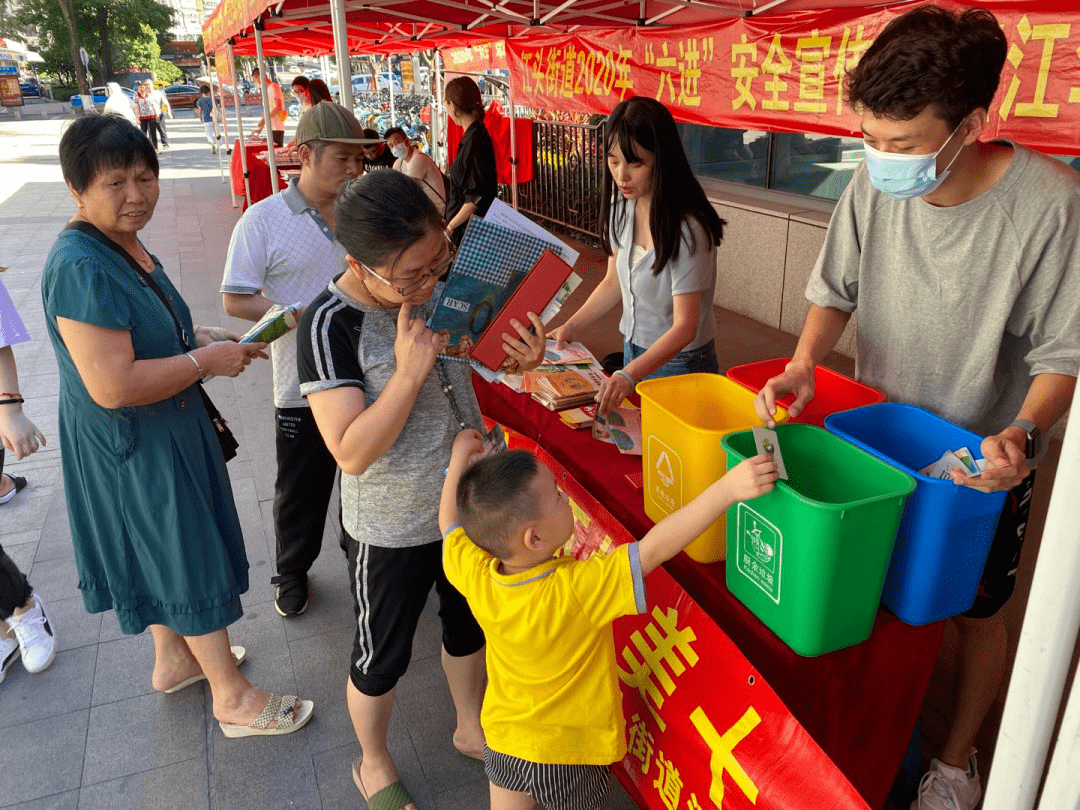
{"left": 361, "top": 129, "right": 396, "bottom": 171}
{"left": 385, "top": 127, "right": 447, "bottom": 217}
{"left": 753, "top": 7, "right": 1080, "bottom": 810}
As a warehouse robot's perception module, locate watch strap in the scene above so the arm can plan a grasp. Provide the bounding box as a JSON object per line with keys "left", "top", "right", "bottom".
{"left": 1008, "top": 419, "right": 1040, "bottom": 459}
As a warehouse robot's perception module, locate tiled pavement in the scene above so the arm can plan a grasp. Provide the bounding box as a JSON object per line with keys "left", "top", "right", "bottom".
{"left": 0, "top": 114, "right": 642, "bottom": 810}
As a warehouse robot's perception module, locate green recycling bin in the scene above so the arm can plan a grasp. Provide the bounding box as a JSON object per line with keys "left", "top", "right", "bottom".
{"left": 721, "top": 424, "right": 916, "bottom": 656}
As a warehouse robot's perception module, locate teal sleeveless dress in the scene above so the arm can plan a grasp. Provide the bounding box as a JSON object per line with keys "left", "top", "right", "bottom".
{"left": 41, "top": 227, "right": 249, "bottom": 636}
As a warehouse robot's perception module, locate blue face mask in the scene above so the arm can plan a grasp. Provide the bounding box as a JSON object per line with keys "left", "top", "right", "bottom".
{"left": 863, "top": 122, "right": 965, "bottom": 200}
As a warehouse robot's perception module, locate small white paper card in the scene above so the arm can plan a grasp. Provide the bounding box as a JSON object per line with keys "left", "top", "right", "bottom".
{"left": 752, "top": 426, "right": 788, "bottom": 480}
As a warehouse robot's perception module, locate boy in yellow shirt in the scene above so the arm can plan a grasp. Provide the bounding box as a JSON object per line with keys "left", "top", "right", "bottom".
{"left": 440, "top": 429, "right": 777, "bottom": 810}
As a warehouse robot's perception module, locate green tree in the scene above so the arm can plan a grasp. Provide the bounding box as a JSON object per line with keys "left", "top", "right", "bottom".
{"left": 115, "top": 23, "right": 182, "bottom": 84}
{"left": 7, "top": 0, "right": 175, "bottom": 84}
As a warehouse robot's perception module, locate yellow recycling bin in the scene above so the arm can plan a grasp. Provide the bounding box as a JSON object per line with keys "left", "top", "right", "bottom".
{"left": 638, "top": 374, "right": 787, "bottom": 563}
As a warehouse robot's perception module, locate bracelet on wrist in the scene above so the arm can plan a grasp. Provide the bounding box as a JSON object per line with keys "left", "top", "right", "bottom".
{"left": 613, "top": 369, "right": 637, "bottom": 387}
{"left": 185, "top": 351, "right": 206, "bottom": 381}
{"left": 0, "top": 396, "right": 24, "bottom": 405}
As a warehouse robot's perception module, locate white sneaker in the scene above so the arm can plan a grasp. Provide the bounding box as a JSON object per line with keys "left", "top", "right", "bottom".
{"left": 0, "top": 634, "right": 18, "bottom": 683}
{"left": 911, "top": 754, "right": 982, "bottom": 810}
{"left": 8, "top": 593, "right": 56, "bottom": 673}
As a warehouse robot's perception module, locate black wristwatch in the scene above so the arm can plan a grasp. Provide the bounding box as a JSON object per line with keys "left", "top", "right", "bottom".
{"left": 1009, "top": 419, "right": 1041, "bottom": 460}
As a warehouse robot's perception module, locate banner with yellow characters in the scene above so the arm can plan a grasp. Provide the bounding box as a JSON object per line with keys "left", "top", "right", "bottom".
{"left": 503, "top": 1, "right": 1080, "bottom": 156}
{"left": 498, "top": 426, "right": 872, "bottom": 810}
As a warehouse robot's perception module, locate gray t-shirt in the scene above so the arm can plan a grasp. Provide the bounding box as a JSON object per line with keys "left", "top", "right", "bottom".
{"left": 612, "top": 200, "right": 717, "bottom": 350}
{"left": 296, "top": 279, "right": 484, "bottom": 548}
{"left": 806, "top": 142, "right": 1080, "bottom": 439}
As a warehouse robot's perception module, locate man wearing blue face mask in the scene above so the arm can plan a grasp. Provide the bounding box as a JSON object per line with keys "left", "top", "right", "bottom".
{"left": 753, "top": 7, "right": 1079, "bottom": 810}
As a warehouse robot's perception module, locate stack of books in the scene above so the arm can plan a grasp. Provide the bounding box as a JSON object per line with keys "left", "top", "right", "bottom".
{"left": 559, "top": 405, "right": 596, "bottom": 429}
{"left": 527, "top": 368, "right": 608, "bottom": 410}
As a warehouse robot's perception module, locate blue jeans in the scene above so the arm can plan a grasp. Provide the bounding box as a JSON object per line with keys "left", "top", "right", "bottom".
{"left": 623, "top": 339, "right": 719, "bottom": 380}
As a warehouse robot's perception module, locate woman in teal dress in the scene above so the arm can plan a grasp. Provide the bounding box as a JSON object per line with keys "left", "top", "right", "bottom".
{"left": 41, "top": 114, "right": 313, "bottom": 737}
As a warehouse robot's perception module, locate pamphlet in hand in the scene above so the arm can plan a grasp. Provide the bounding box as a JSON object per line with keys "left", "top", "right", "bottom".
{"left": 592, "top": 403, "right": 643, "bottom": 455}
{"left": 240, "top": 302, "right": 301, "bottom": 344}
{"left": 471, "top": 252, "right": 576, "bottom": 373}
{"left": 543, "top": 340, "right": 597, "bottom": 366}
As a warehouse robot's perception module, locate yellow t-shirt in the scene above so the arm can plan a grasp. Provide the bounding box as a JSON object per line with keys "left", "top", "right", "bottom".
{"left": 443, "top": 526, "right": 646, "bottom": 765}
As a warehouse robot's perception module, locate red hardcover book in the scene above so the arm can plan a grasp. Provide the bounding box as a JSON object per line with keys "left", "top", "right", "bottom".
{"left": 471, "top": 250, "right": 575, "bottom": 372}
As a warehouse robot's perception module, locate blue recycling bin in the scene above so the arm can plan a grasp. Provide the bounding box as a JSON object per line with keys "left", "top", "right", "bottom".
{"left": 825, "top": 403, "right": 1008, "bottom": 625}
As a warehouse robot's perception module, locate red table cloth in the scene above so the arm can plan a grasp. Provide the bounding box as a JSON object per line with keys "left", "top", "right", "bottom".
{"left": 230, "top": 139, "right": 288, "bottom": 207}
{"left": 472, "top": 377, "right": 945, "bottom": 810}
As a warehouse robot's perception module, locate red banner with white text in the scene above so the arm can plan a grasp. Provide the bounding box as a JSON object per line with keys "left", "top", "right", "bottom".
{"left": 497, "top": 426, "right": 872, "bottom": 810}
{"left": 504, "top": 2, "right": 1080, "bottom": 155}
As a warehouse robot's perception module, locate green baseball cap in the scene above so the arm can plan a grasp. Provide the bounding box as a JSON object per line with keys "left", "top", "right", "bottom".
{"left": 295, "top": 102, "right": 381, "bottom": 146}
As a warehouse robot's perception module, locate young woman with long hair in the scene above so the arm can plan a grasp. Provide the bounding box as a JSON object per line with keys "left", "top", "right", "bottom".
{"left": 550, "top": 96, "right": 726, "bottom": 414}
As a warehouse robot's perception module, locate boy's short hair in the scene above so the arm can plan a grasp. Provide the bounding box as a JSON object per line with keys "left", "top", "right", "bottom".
{"left": 846, "top": 5, "right": 1007, "bottom": 129}
{"left": 383, "top": 126, "right": 406, "bottom": 141}
{"left": 457, "top": 450, "right": 544, "bottom": 558}
{"left": 199, "top": 85, "right": 211, "bottom": 95}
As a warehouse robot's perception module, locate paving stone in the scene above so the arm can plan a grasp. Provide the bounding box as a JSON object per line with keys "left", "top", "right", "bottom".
{"left": 395, "top": 655, "right": 486, "bottom": 794}
{"left": 0, "top": 709, "right": 88, "bottom": 805}
{"left": 81, "top": 689, "right": 207, "bottom": 787}
{"left": 0, "top": 645, "right": 96, "bottom": 728}
{"left": 25, "top": 554, "right": 80, "bottom": 603}
{"left": 207, "top": 719, "right": 319, "bottom": 810}
{"left": 313, "top": 737, "right": 435, "bottom": 810}
{"left": 3, "top": 789, "right": 80, "bottom": 810}
{"left": 41, "top": 593, "right": 102, "bottom": 653}
{"left": 77, "top": 757, "right": 210, "bottom": 810}
{"left": 91, "top": 632, "right": 156, "bottom": 706}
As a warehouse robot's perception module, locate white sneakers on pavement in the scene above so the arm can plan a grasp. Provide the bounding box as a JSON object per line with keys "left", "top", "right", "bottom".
{"left": 7, "top": 592, "right": 56, "bottom": 674}
{"left": 0, "top": 634, "right": 18, "bottom": 684}
{"left": 911, "top": 754, "right": 982, "bottom": 810}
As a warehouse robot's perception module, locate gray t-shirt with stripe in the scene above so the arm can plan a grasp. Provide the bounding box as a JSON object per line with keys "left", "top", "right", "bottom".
{"left": 296, "top": 279, "right": 484, "bottom": 548}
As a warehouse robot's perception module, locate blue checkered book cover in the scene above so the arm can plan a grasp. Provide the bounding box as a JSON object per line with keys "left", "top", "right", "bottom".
{"left": 427, "top": 216, "right": 570, "bottom": 363}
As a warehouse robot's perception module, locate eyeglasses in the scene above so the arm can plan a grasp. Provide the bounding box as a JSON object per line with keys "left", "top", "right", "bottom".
{"left": 361, "top": 232, "right": 456, "bottom": 296}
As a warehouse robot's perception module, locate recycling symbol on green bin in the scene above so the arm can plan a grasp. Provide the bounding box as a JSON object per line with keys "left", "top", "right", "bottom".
{"left": 736, "top": 503, "right": 782, "bottom": 604}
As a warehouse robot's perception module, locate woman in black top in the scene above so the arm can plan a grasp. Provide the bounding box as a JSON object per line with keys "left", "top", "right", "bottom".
{"left": 443, "top": 77, "right": 497, "bottom": 245}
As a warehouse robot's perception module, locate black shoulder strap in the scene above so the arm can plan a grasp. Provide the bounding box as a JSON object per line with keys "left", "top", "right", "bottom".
{"left": 64, "top": 220, "right": 190, "bottom": 351}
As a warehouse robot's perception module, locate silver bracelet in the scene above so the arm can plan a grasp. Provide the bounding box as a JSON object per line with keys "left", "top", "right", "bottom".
{"left": 613, "top": 369, "right": 637, "bottom": 387}
{"left": 185, "top": 351, "right": 206, "bottom": 380}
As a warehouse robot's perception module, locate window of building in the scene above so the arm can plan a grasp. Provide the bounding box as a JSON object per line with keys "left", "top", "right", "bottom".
{"left": 680, "top": 123, "right": 1080, "bottom": 201}
{"left": 678, "top": 124, "right": 864, "bottom": 201}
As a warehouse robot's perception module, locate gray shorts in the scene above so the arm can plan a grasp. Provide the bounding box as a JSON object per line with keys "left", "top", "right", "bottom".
{"left": 484, "top": 746, "right": 612, "bottom": 810}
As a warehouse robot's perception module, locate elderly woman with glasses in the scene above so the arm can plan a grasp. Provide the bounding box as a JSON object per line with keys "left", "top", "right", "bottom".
{"left": 296, "top": 170, "right": 544, "bottom": 810}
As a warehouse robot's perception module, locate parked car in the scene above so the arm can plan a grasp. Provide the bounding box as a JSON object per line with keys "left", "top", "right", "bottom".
{"left": 19, "top": 79, "right": 41, "bottom": 98}
{"left": 163, "top": 84, "right": 201, "bottom": 108}
{"left": 70, "top": 86, "right": 135, "bottom": 111}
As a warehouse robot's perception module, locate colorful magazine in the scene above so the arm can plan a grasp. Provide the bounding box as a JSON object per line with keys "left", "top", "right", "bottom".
{"left": 426, "top": 216, "right": 573, "bottom": 363}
